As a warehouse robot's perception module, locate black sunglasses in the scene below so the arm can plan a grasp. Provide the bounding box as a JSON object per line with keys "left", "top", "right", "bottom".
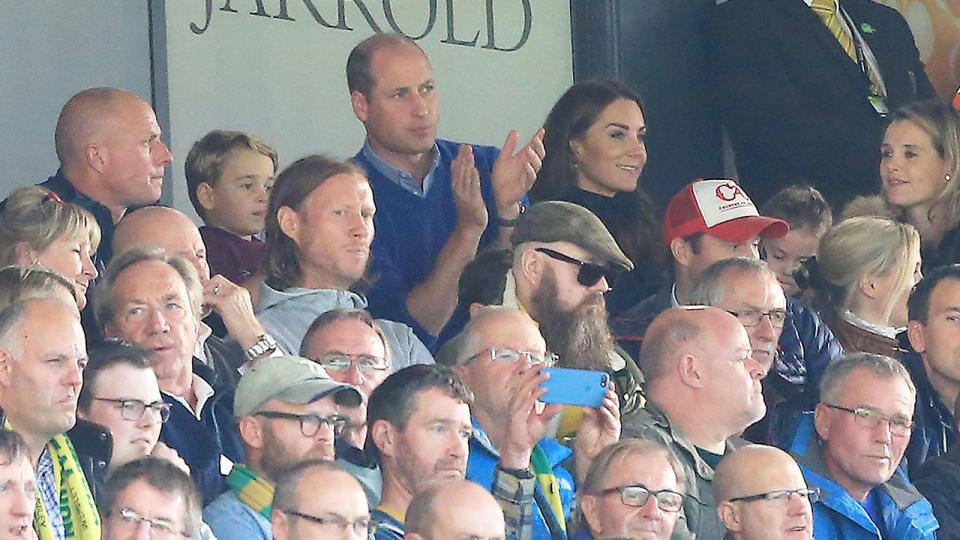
{"left": 535, "top": 248, "right": 616, "bottom": 287}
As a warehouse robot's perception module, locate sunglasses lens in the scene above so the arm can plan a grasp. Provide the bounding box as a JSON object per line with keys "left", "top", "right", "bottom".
{"left": 577, "top": 264, "right": 606, "bottom": 287}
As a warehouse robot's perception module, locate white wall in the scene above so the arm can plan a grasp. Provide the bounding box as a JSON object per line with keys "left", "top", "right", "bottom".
{"left": 0, "top": 2, "right": 152, "bottom": 199}
{"left": 163, "top": 0, "right": 573, "bottom": 217}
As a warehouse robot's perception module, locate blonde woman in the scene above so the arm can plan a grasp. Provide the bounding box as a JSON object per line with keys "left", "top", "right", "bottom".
{"left": 0, "top": 185, "right": 100, "bottom": 308}
{"left": 881, "top": 100, "right": 960, "bottom": 271}
{"left": 814, "top": 217, "right": 921, "bottom": 356}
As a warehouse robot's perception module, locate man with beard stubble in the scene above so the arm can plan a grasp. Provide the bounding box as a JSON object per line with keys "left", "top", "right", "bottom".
{"left": 203, "top": 356, "right": 361, "bottom": 539}
{"left": 453, "top": 201, "right": 642, "bottom": 416}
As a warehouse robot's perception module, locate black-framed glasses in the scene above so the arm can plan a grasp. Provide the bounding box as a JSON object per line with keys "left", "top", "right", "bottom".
{"left": 314, "top": 352, "right": 391, "bottom": 373}
{"left": 255, "top": 411, "right": 349, "bottom": 437}
{"left": 114, "top": 507, "right": 189, "bottom": 539}
{"left": 825, "top": 404, "right": 914, "bottom": 436}
{"left": 597, "top": 484, "right": 684, "bottom": 512}
{"left": 729, "top": 487, "right": 821, "bottom": 504}
{"left": 94, "top": 398, "right": 172, "bottom": 423}
{"left": 467, "top": 347, "right": 558, "bottom": 367}
{"left": 725, "top": 309, "right": 788, "bottom": 328}
{"left": 280, "top": 509, "right": 371, "bottom": 536}
{"left": 535, "top": 247, "right": 617, "bottom": 288}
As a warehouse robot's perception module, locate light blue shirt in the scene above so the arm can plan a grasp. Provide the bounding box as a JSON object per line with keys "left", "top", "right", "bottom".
{"left": 360, "top": 140, "right": 440, "bottom": 197}
{"left": 203, "top": 490, "right": 271, "bottom": 540}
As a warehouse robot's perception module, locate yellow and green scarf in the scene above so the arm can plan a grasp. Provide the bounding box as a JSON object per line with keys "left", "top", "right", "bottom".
{"left": 227, "top": 464, "right": 274, "bottom": 520}
{"left": 530, "top": 444, "right": 566, "bottom": 535}
{"left": 34, "top": 434, "right": 100, "bottom": 540}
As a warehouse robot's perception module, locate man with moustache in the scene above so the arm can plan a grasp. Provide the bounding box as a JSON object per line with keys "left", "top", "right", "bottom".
{"left": 714, "top": 445, "right": 817, "bottom": 540}
{"left": 622, "top": 306, "right": 766, "bottom": 539}
{"left": 0, "top": 297, "right": 100, "bottom": 539}
{"left": 203, "top": 356, "right": 361, "bottom": 540}
{"left": 94, "top": 248, "right": 244, "bottom": 505}
{"left": 256, "top": 154, "right": 432, "bottom": 367}
{"left": 347, "top": 33, "right": 545, "bottom": 342}
{"left": 788, "top": 353, "right": 939, "bottom": 539}
{"left": 456, "top": 201, "right": 642, "bottom": 415}
{"left": 369, "top": 359, "right": 561, "bottom": 540}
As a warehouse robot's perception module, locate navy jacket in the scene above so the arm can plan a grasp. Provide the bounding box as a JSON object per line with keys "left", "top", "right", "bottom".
{"left": 159, "top": 360, "right": 244, "bottom": 505}
{"left": 898, "top": 338, "right": 956, "bottom": 477}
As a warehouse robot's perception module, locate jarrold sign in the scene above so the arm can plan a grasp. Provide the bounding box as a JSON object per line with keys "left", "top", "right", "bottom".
{"left": 189, "top": 0, "right": 533, "bottom": 52}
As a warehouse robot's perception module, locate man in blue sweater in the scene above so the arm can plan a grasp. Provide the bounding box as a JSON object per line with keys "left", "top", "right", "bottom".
{"left": 347, "top": 33, "right": 545, "bottom": 343}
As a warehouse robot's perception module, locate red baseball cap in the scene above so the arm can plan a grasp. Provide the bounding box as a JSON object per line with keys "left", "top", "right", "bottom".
{"left": 662, "top": 179, "right": 789, "bottom": 243}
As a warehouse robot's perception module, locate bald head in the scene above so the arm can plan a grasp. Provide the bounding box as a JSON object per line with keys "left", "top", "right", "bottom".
{"left": 640, "top": 306, "right": 741, "bottom": 382}
{"left": 714, "top": 445, "right": 813, "bottom": 540}
{"left": 714, "top": 445, "right": 803, "bottom": 502}
{"left": 405, "top": 480, "right": 505, "bottom": 540}
{"left": 55, "top": 87, "right": 146, "bottom": 166}
{"left": 114, "top": 206, "right": 210, "bottom": 281}
{"left": 456, "top": 306, "right": 546, "bottom": 364}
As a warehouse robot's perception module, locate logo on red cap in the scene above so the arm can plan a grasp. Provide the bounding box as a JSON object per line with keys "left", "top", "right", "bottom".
{"left": 715, "top": 182, "right": 747, "bottom": 202}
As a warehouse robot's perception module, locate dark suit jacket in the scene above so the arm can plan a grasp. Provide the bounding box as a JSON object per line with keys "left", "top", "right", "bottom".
{"left": 709, "top": 0, "right": 936, "bottom": 206}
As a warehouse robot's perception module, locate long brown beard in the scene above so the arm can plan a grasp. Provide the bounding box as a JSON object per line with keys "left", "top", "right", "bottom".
{"left": 530, "top": 268, "right": 616, "bottom": 371}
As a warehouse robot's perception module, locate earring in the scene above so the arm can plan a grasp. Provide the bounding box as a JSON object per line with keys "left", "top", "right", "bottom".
{"left": 947, "top": 174, "right": 952, "bottom": 182}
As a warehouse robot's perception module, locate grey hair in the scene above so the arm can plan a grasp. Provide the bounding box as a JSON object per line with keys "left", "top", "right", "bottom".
{"left": 688, "top": 257, "right": 774, "bottom": 306}
{"left": 819, "top": 352, "right": 916, "bottom": 405}
{"left": 0, "top": 302, "right": 28, "bottom": 360}
{"left": 93, "top": 247, "right": 202, "bottom": 329}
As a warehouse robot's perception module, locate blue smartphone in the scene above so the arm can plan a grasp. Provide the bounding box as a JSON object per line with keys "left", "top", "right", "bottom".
{"left": 539, "top": 368, "right": 609, "bottom": 408}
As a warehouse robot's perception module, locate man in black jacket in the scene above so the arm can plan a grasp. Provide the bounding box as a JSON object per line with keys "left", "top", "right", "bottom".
{"left": 913, "top": 394, "right": 960, "bottom": 539}
{"left": 710, "top": 0, "right": 936, "bottom": 206}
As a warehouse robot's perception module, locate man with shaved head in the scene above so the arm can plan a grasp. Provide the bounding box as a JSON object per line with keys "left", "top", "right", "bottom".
{"left": 622, "top": 306, "right": 766, "bottom": 539}
{"left": 113, "top": 205, "right": 279, "bottom": 389}
{"left": 405, "top": 480, "right": 506, "bottom": 540}
{"left": 32, "top": 87, "right": 173, "bottom": 267}
{"left": 714, "top": 445, "right": 816, "bottom": 540}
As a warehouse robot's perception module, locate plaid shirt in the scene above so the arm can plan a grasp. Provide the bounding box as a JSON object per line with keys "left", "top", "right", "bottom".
{"left": 37, "top": 447, "right": 65, "bottom": 540}
{"left": 492, "top": 463, "right": 536, "bottom": 540}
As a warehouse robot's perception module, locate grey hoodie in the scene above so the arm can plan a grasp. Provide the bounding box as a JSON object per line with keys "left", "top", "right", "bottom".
{"left": 256, "top": 282, "right": 434, "bottom": 371}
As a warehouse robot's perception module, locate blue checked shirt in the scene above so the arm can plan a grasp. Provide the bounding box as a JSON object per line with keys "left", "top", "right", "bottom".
{"left": 37, "top": 448, "right": 65, "bottom": 540}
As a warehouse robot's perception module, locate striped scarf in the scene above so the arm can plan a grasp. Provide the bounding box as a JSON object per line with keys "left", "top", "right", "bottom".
{"left": 227, "top": 464, "right": 273, "bottom": 520}
{"left": 530, "top": 444, "right": 565, "bottom": 534}
{"left": 34, "top": 434, "right": 100, "bottom": 540}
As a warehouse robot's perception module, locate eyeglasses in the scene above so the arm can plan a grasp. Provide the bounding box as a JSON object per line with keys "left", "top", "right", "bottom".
{"left": 725, "top": 309, "right": 788, "bottom": 328}
{"left": 94, "top": 398, "right": 172, "bottom": 423}
{"left": 114, "top": 507, "right": 188, "bottom": 539}
{"left": 255, "top": 411, "right": 349, "bottom": 437}
{"left": 597, "top": 484, "right": 685, "bottom": 512}
{"left": 280, "top": 509, "right": 371, "bottom": 536}
{"left": 467, "top": 348, "right": 558, "bottom": 367}
{"left": 535, "top": 248, "right": 617, "bottom": 288}
{"left": 729, "top": 487, "right": 821, "bottom": 504}
{"left": 314, "top": 352, "right": 390, "bottom": 373}
{"left": 825, "top": 404, "right": 914, "bottom": 436}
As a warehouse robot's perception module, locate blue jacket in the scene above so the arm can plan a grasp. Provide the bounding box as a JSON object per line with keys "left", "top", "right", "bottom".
{"left": 789, "top": 414, "right": 939, "bottom": 539}
{"left": 898, "top": 340, "right": 956, "bottom": 478}
{"left": 466, "top": 420, "right": 575, "bottom": 540}
{"left": 160, "top": 360, "right": 245, "bottom": 506}
{"left": 354, "top": 139, "right": 502, "bottom": 346}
